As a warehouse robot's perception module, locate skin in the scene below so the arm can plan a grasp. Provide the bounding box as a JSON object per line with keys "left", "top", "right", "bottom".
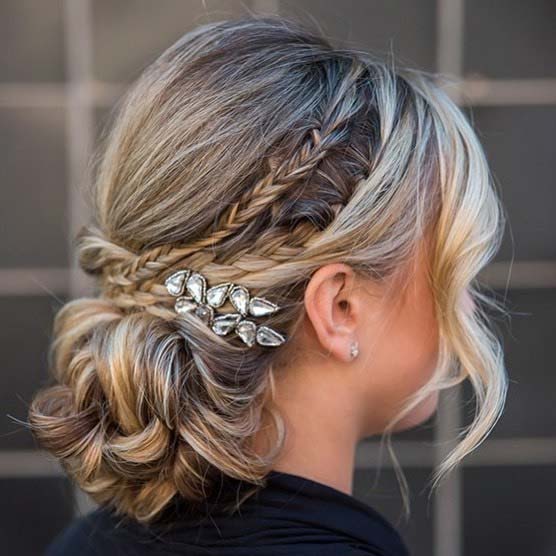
{"left": 254, "top": 238, "right": 474, "bottom": 496}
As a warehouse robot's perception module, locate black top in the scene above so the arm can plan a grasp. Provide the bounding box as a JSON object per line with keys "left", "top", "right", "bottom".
{"left": 44, "top": 470, "right": 410, "bottom": 556}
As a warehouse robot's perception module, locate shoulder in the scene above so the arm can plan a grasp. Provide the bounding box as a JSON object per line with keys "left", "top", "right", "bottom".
{"left": 345, "top": 540, "right": 411, "bottom": 556}
{"left": 305, "top": 545, "right": 399, "bottom": 556}
{"left": 43, "top": 506, "right": 137, "bottom": 556}
{"left": 345, "top": 545, "right": 398, "bottom": 556}
{"left": 305, "top": 542, "right": 406, "bottom": 556}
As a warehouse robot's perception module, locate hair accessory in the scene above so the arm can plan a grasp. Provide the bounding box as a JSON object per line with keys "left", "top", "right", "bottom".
{"left": 164, "top": 268, "right": 287, "bottom": 348}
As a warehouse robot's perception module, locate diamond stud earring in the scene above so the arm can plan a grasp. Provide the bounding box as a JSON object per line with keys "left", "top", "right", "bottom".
{"left": 350, "top": 340, "right": 359, "bottom": 360}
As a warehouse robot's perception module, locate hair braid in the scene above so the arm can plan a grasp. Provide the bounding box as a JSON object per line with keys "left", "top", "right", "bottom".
{"left": 206, "top": 59, "right": 368, "bottom": 244}
{"left": 82, "top": 61, "right": 368, "bottom": 300}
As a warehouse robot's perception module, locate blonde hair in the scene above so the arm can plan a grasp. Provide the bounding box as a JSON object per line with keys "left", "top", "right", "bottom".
{"left": 27, "top": 15, "right": 507, "bottom": 524}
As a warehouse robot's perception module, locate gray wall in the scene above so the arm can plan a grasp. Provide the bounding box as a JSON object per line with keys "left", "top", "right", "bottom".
{"left": 1, "top": 1, "right": 554, "bottom": 555}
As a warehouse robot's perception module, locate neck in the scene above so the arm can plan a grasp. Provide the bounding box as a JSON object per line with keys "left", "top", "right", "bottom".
{"left": 253, "top": 361, "right": 363, "bottom": 496}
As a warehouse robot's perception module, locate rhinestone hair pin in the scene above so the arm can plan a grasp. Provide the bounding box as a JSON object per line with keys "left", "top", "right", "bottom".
{"left": 164, "top": 268, "right": 288, "bottom": 348}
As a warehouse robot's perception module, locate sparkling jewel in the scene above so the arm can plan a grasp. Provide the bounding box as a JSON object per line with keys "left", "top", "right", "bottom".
{"left": 229, "top": 285, "right": 250, "bottom": 315}
{"left": 236, "top": 319, "right": 257, "bottom": 347}
{"left": 195, "top": 303, "right": 214, "bottom": 325}
{"left": 249, "top": 296, "right": 280, "bottom": 317}
{"left": 164, "top": 267, "right": 286, "bottom": 348}
{"left": 256, "top": 325, "right": 287, "bottom": 347}
{"left": 165, "top": 270, "right": 190, "bottom": 296}
{"left": 211, "top": 313, "right": 242, "bottom": 335}
{"left": 174, "top": 296, "right": 196, "bottom": 314}
{"left": 186, "top": 272, "right": 206, "bottom": 304}
{"left": 206, "top": 283, "right": 232, "bottom": 308}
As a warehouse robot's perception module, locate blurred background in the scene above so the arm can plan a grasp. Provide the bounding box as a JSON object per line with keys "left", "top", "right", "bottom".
{"left": 1, "top": 1, "right": 555, "bottom": 555}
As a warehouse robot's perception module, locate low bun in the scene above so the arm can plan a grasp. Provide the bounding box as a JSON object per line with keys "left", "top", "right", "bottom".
{"left": 29, "top": 292, "right": 283, "bottom": 522}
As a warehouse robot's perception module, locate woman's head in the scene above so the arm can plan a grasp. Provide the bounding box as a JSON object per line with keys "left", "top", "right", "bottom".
{"left": 27, "top": 15, "right": 507, "bottom": 523}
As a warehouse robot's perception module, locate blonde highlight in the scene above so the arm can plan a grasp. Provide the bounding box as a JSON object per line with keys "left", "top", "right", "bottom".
{"left": 25, "top": 15, "right": 507, "bottom": 525}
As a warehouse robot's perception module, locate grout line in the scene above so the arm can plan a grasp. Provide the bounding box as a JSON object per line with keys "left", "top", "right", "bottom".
{"left": 436, "top": 1, "right": 464, "bottom": 101}
{"left": 3, "top": 437, "right": 555, "bottom": 477}
{"left": 462, "top": 437, "right": 556, "bottom": 466}
{"left": 1, "top": 260, "right": 555, "bottom": 296}
{"left": 250, "top": 0, "right": 280, "bottom": 14}
{"left": 0, "top": 268, "right": 69, "bottom": 296}
{"left": 63, "top": 0, "right": 95, "bottom": 292}
{"left": 0, "top": 450, "right": 64, "bottom": 477}
{"left": 90, "top": 80, "right": 127, "bottom": 107}
{"left": 63, "top": 0, "right": 97, "bottom": 517}
{"left": 435, "top": 0, "right": 465, "bottom": 553}
{"left": 2, "top": 78, "right": 556, "bottom": 108}
{"left": 478, "top": 260, "right": 556, "bottom": 289}
{"left": 357, "top": 436, "right": 556, "bottom": 467}
{"left": 434, "top": 386, "right": 463, "bottom": 556}
{"left": 0, "top": 84, "right": 67, "bottom": 107}
{"left": 461, "top": 78, "right": 556, "bottom": 106}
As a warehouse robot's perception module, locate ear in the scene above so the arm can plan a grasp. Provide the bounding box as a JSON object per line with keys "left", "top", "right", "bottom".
{"left": 303, "top": 263, "right": 361, "bottom": 363}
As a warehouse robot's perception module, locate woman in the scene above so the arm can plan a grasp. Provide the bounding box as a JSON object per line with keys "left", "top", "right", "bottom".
{"left": 27, "top": 15, "right": 507, "bottom": 556}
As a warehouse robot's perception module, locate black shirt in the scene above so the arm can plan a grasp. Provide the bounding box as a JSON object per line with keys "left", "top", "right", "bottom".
{"left": 44, "top": 470, "right": 410, "bottom": 556}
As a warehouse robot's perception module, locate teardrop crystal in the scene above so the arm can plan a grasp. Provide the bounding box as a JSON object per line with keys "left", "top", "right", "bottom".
{"left": 211, "top": 313, "right": 242, "bottom": 336}
{"left": 249, "top": 296, "right": 280, "bottom": 317}
{"left": 236, "top": 319, "right": 256, "bottom": 347}
{"left": 229, "top": 285, "right": 249, "bottom": 315}
{"left": 206, "top": 283, "right": 232, "bottom": 308}
{"left": 186, "top": 272, "right": 206, "bottom": 304}
{"left": 175, "top": 296, "right": 196, "bottom": 314}
{"left": 165, "top": 269, "right": 190, "bottom": 296}
{"left": 195, "top": 303, "right": 214, "bottom": 325}
{"left": 256, "top": 325, "right": 286, "bottom": 347}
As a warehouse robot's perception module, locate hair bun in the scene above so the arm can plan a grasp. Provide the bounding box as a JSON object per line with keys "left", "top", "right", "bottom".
{"left": 27, "top": 291, "right": 275, "bottom": 523}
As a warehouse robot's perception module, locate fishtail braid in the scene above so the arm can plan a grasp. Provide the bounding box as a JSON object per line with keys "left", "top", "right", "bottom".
{"left": 83, "top": 60, "right": 369, "bottom": 300}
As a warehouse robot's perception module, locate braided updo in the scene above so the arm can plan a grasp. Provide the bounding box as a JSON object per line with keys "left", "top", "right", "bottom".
{"left": 27, "top": 15, "right": 506, "bottom": 524}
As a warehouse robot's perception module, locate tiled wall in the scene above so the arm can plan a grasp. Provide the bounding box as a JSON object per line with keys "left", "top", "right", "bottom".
{"left": 1, "top": 1, "right": 555, "bottom": 555}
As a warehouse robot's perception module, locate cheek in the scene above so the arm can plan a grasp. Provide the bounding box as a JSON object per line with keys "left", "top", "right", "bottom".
{"left": 395, "top": 239, "right": 441, "bottom": 390}
{"left": 361, "top": 285, "right": 440, "bottom": 427}
{"left": 401, "top": 277, "right": 439, "bottom": 388}
{"left": 385, "top": 305, "right": 439, "bottom": 397}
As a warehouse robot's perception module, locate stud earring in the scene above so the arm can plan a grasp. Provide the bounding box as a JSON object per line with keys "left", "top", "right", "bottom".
{"left": 350, "top": 340, "right": 359, "bottom": 360}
